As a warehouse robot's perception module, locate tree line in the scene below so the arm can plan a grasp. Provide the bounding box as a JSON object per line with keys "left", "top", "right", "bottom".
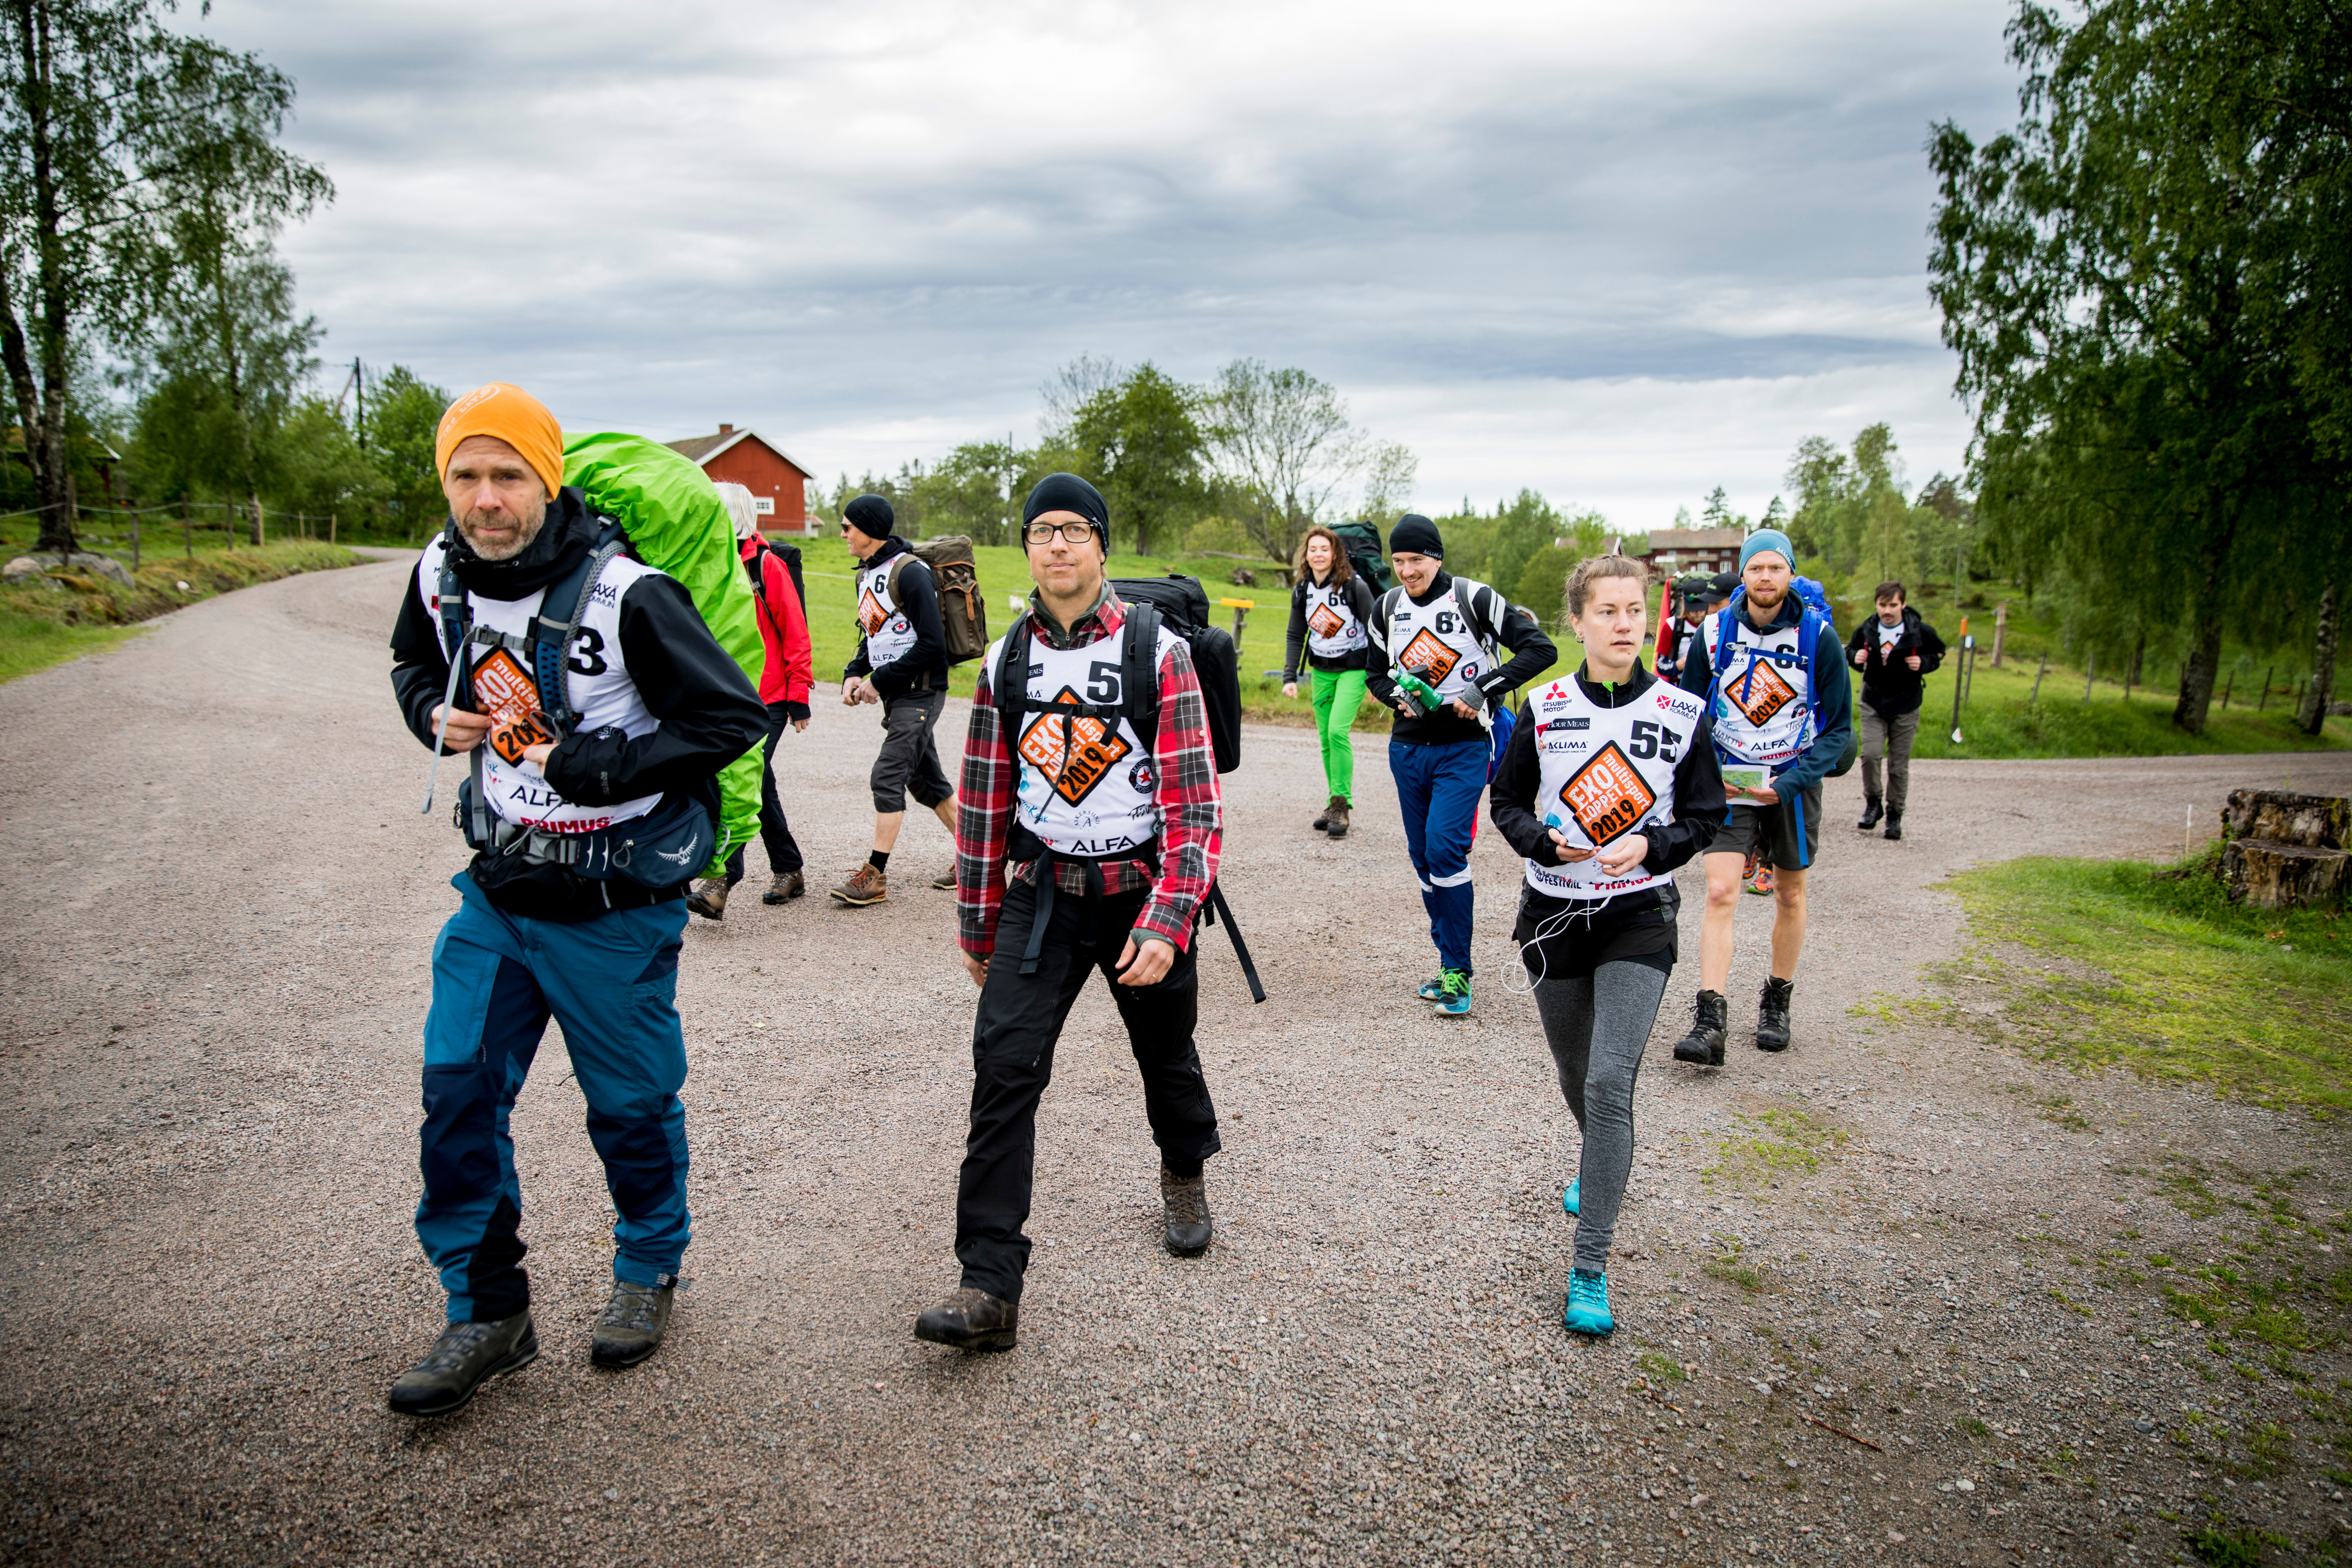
{"left": 1930, "top": 0, "right": 2350, "bottom": 736}
{"left": 816, "top": 356, "right": 1420, "bottom": 564}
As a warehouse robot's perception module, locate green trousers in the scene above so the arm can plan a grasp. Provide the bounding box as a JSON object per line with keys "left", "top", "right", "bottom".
{"left": 1309, "top": 667, "right": 1368, "bottom": 804}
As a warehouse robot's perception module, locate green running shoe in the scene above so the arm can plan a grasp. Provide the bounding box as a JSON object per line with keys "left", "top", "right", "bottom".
{"left": 1562, "top": 1178, "right": 1580, "bottom": 1216}
{"left": 1415, "top": 974, "right": 1447, "bottom": 1000}
{"left": 1563, "top": 1268, "right": 1614, "bottom": 1336}
{"left": 1434, "top": 969, "right": 1472, "bottom": 1016}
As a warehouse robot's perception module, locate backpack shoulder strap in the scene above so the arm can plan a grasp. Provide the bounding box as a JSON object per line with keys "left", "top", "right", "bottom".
{"left": 1123, "top": 600, "right": 1164, "bottom": 755}
{"left": 1453, "top": 578, "right": 1501, "bottom": 655}
{"left": 1372, "top": 585, "right": 1403, "bottom": 645}
{"left": 1795, "top": 606, "right": 1828, "bottom": 726}
{"left": 529, "top": 520, "right": 628, "bottom": 729}
{"left": 993, "top": 620, "right": 1030, "bottom": 744}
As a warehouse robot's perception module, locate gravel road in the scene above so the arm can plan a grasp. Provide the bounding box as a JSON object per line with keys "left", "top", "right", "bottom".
{"left": 2, "top": 557, "right": 2347, "bottom": 1566}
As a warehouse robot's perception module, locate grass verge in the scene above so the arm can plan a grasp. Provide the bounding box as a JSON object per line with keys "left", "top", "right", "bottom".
{"left": 0, "top": 541, "right": 364, "bottom": 685}
{"left": 1914, "top": 852, "right": 2351, "bottom": 1116}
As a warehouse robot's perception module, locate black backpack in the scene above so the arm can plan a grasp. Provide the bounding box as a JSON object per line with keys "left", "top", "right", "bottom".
{"left": 744, "top": 537, "right": 806, "bottom": 618}
{"left": 1328, "top": 520, "right": 1395, "bottom": 594}
{"left": 990, "top": 573, "right": 1262, "bottom": 1001}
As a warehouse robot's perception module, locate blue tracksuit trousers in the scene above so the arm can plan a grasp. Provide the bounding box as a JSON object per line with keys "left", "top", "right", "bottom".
{"left": 417, "top": 873, "right": 692, "bottom": 1324}
{"left": 1388, "top": 736, "right": 1488, "bottom": 977}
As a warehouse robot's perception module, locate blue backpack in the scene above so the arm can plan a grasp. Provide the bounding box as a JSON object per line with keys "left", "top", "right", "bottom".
{"left": 1706, "top": 579, "right": 1857, "bottom": 779}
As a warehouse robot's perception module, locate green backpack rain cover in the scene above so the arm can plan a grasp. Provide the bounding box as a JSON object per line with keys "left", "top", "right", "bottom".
{"left": 561, "top": 430, "right": 764, "bottom": 878}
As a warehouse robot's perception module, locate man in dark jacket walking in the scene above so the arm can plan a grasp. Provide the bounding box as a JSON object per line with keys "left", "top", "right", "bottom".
{"left": 384, "top": 383, "right": 767, "bottom": 1415}
{"left": 1845, "top": 581, "right": 1945, "bottom": 841}
{"left": 834, "top": 494, "right": 959, "bottom": 905}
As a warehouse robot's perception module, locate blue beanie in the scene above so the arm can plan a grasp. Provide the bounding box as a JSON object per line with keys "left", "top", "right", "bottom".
{"left": 1739, "top": 528, "right": 1794, "bottom": 574}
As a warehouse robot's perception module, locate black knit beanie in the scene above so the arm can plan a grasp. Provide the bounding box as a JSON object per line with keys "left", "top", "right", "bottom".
{"left": 1388, "top": 513, "right": 1443, "bottom": 559}
{"left": 1022, "top": 472, "right": 1110, "bottom": 549}
{"left": 844, "top": 493, "right": 895, "bottom": 538}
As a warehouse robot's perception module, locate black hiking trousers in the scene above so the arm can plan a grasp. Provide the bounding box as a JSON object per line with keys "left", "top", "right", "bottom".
{"left": 955, "top": 878, "right": 1220, "bottom": 1302}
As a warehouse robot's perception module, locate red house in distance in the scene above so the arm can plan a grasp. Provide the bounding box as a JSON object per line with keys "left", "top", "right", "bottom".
{"left": 664, "top": 424, "right": 815, "bottom": 536}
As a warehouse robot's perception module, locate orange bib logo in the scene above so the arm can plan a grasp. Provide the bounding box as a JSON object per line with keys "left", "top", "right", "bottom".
{"left": 470, "top": 647, "right": 538, "bottom": 724}
{"left": 1559, "top": 741, "right": 1657, "bottom": 844}
{"left": 1018, "top": 690, "right": 1133, "bottom": 806}
{"left": 1398, "top": 628, "right": 1460, "bottom": 685}
{"left": 1307, "top": 601, "right": 1348, "bottom": 640}
{"left": 1727, "top": 659, "right": 1797, "bottom": 727}
{"left": 858, "top": 588, "right": 889, "bottom": 636}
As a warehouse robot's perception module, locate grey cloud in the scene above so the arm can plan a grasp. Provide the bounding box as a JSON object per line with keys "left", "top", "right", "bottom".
{"left": 218, "top": 0, "right": 2015, "bottom": 519}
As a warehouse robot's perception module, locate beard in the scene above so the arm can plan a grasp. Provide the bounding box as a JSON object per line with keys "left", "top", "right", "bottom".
{"left": 456, "top": 500, "right": 547, "bottom": 561}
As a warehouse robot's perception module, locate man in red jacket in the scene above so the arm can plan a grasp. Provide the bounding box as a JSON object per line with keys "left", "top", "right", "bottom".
{"left": 690, "top": 483, "right": 814, "bottom": 917}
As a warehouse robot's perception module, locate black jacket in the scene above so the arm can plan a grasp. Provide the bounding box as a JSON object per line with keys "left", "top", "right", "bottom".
{"left": 1846, "top": 607, "right": 1946, "bottom": 718}
{"left": 1490, "top": 664, "right": 1726, "bottom": 968}
{"left": 390, "top": 490, "right": 768, "bottom": 919}
{"left": 843, "top": 537, "right": 951, "bottom": 700}
{"left": 1365, "top": 572, "right": 1559, "bottom": 747}
{"left": 1283, "top": 570, "right": 1377, "bottom": 679}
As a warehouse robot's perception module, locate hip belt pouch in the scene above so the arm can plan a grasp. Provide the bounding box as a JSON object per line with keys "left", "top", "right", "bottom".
{"left": 456, "top": 783, "right": 716, "bottom": 891}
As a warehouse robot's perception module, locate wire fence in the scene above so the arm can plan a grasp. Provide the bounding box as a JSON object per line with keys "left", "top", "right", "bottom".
{"left": 4, "top": 497, "right": 352, "bottom": 570}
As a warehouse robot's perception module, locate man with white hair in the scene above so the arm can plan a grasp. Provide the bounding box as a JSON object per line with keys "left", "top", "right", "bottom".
{"left": 688, "top": 483, "right": 814, "bottom": 917}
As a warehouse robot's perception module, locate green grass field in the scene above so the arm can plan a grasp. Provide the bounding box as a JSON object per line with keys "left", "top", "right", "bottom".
{"left": 1911, "top": 853, "right": 2352, "bottom": 1118}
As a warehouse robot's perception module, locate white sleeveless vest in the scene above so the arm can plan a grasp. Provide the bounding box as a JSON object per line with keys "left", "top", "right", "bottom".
{"left": 416, "top": 541, "right": 665, "bottom": 835}
{"left": 987, "top": 624, "right": 1182, "bottom": 858}
{"left": 1700, "top": 606, "right": 1817, "bottom": 769}
{"left": 1384, "top": 579, "right": 1498, "bottom": 705}
{"left": 1521, "top": 673, "right": 1707, "bottom": 901}
{"left": 1301, "top": 577, "right": 1367, "bottom": 660}
{"left": 856, "top": 551, "right": 920, "bottom": 672}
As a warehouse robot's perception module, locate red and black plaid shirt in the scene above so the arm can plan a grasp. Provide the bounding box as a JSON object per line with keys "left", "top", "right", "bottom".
{"left": 956, "top": 588, "right": 1222, "bottom": 958}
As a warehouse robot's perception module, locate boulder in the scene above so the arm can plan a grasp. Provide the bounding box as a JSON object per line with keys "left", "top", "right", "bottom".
{"left": 2220, "top": 789, "right": 2350, "bottom": 850}
{"left": 2222, "top": 838, "right": 2350, "bottom": 909}
{"left": 2, "top": 550, "right": 134, "bottom": 588}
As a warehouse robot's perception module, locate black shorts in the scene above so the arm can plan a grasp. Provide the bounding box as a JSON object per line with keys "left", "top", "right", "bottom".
{"left": 1708, "top": 784, "right": 1823, "bottom": 871}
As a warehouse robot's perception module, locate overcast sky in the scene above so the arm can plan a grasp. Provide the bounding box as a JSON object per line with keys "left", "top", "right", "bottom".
{"left": 214, "top": 0, "right": 2021, "bottom": 532}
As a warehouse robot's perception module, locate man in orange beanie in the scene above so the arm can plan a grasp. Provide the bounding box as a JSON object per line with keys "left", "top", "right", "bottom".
{"left": 385, "top": 383, "right": 765, "bottom": 1416}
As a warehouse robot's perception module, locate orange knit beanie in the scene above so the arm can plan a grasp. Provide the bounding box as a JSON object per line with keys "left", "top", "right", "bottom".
{"left": 435, "top": 383, "right": 565, "bottom": 499}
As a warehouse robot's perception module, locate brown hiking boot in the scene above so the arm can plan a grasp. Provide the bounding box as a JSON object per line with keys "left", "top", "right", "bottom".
{"left": 1161, "top": 1168, "right": 1213, "bottom": 1256}
{"left": 830, "top": 863, "right": 887, "bottom": 906}
{"left": 762, "top": 870, "right": 805, "bottom": 905}
{"left": 1313, "top": 794, "right": 1340, "bottom": 831}
{"left": 686, "top": 877, "right": 729, "bottom": 920}
{"left": 1325, "top": 798, "right": 1352, "bottom": 838}
{"left": 912, "top": 1286, "right": 1018, "bottom": 1352}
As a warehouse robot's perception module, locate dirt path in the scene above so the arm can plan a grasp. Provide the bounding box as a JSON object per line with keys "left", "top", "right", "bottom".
{"left": 2, "top": 558, "right": 2346, "bottom": 1567}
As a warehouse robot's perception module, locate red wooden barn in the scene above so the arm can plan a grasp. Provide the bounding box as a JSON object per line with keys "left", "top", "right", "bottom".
{"left": 663, "top": 424, "right": 815, "bottom": 535}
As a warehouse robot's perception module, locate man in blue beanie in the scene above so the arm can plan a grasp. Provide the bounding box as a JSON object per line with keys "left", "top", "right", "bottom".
{"left": 1365, "top": 513, "right": 1557, "bottom": 1015}
{"left": 1668, "top": 528, "right": 1850, "bottom": 1062}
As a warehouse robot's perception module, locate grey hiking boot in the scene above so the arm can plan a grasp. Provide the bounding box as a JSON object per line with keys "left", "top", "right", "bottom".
{"left": 590, "top": 1278, "right": 676, "bottom": 1368}
{"left": 1162, "top": 1168, "right": 1213, "bottom": 1256}
{"left": 931, "top": 866, "right": 958, "bottom": 890}
{"left": 686, "top": 877, "right": 729, "bottom": 920}
{"left": 1325, "top": 798, "right": 1351, "bottom": 838}
{"left": 1313, "top": 794, "right": 1341, "bottom": 831}
{"left": 387, "top": 1311, "right": 538, "bottom": 1417}
{"left": 830, "top": 863, "right": 887, "bottom": 906}
{"left": 762, "top": 870, "right": 805, "bottom": 904}
{"left": 913, "top": 1286, "right": 1019, "bottom": 1352}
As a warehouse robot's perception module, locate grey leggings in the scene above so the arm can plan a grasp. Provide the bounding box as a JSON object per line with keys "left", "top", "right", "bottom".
{"left": 1532, "top": 961, "right": 1671, "bottom": 1273}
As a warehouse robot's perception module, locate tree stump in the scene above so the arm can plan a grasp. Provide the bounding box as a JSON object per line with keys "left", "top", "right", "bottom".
{"left": 2222, "top": 840, "right": 2351, "bottom": 908}
{"left": 2219, "top": 790, "right": 2350, "bottom": 850}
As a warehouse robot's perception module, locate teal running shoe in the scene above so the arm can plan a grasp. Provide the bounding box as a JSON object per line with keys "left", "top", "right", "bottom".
{"left": 1416, "top": 975, "right": 1446, "bottom": 1001}
{"left": 1434, "top": 969, "right": 1472, "bottom": 1016}
{"left": 1562, "top": 1178, "right": 1580, "bottom": 1216}
{"left": 1563, "top": 1268, "right": 1614, "bottom": 1336}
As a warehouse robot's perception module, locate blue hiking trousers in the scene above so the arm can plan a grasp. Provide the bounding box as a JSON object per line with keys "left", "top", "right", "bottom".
{"left": 417, "top": 873, "right": 692, "bottom": 1324}
{"left": 1388, "top": 736, "right": 1488, "bottom": 977}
